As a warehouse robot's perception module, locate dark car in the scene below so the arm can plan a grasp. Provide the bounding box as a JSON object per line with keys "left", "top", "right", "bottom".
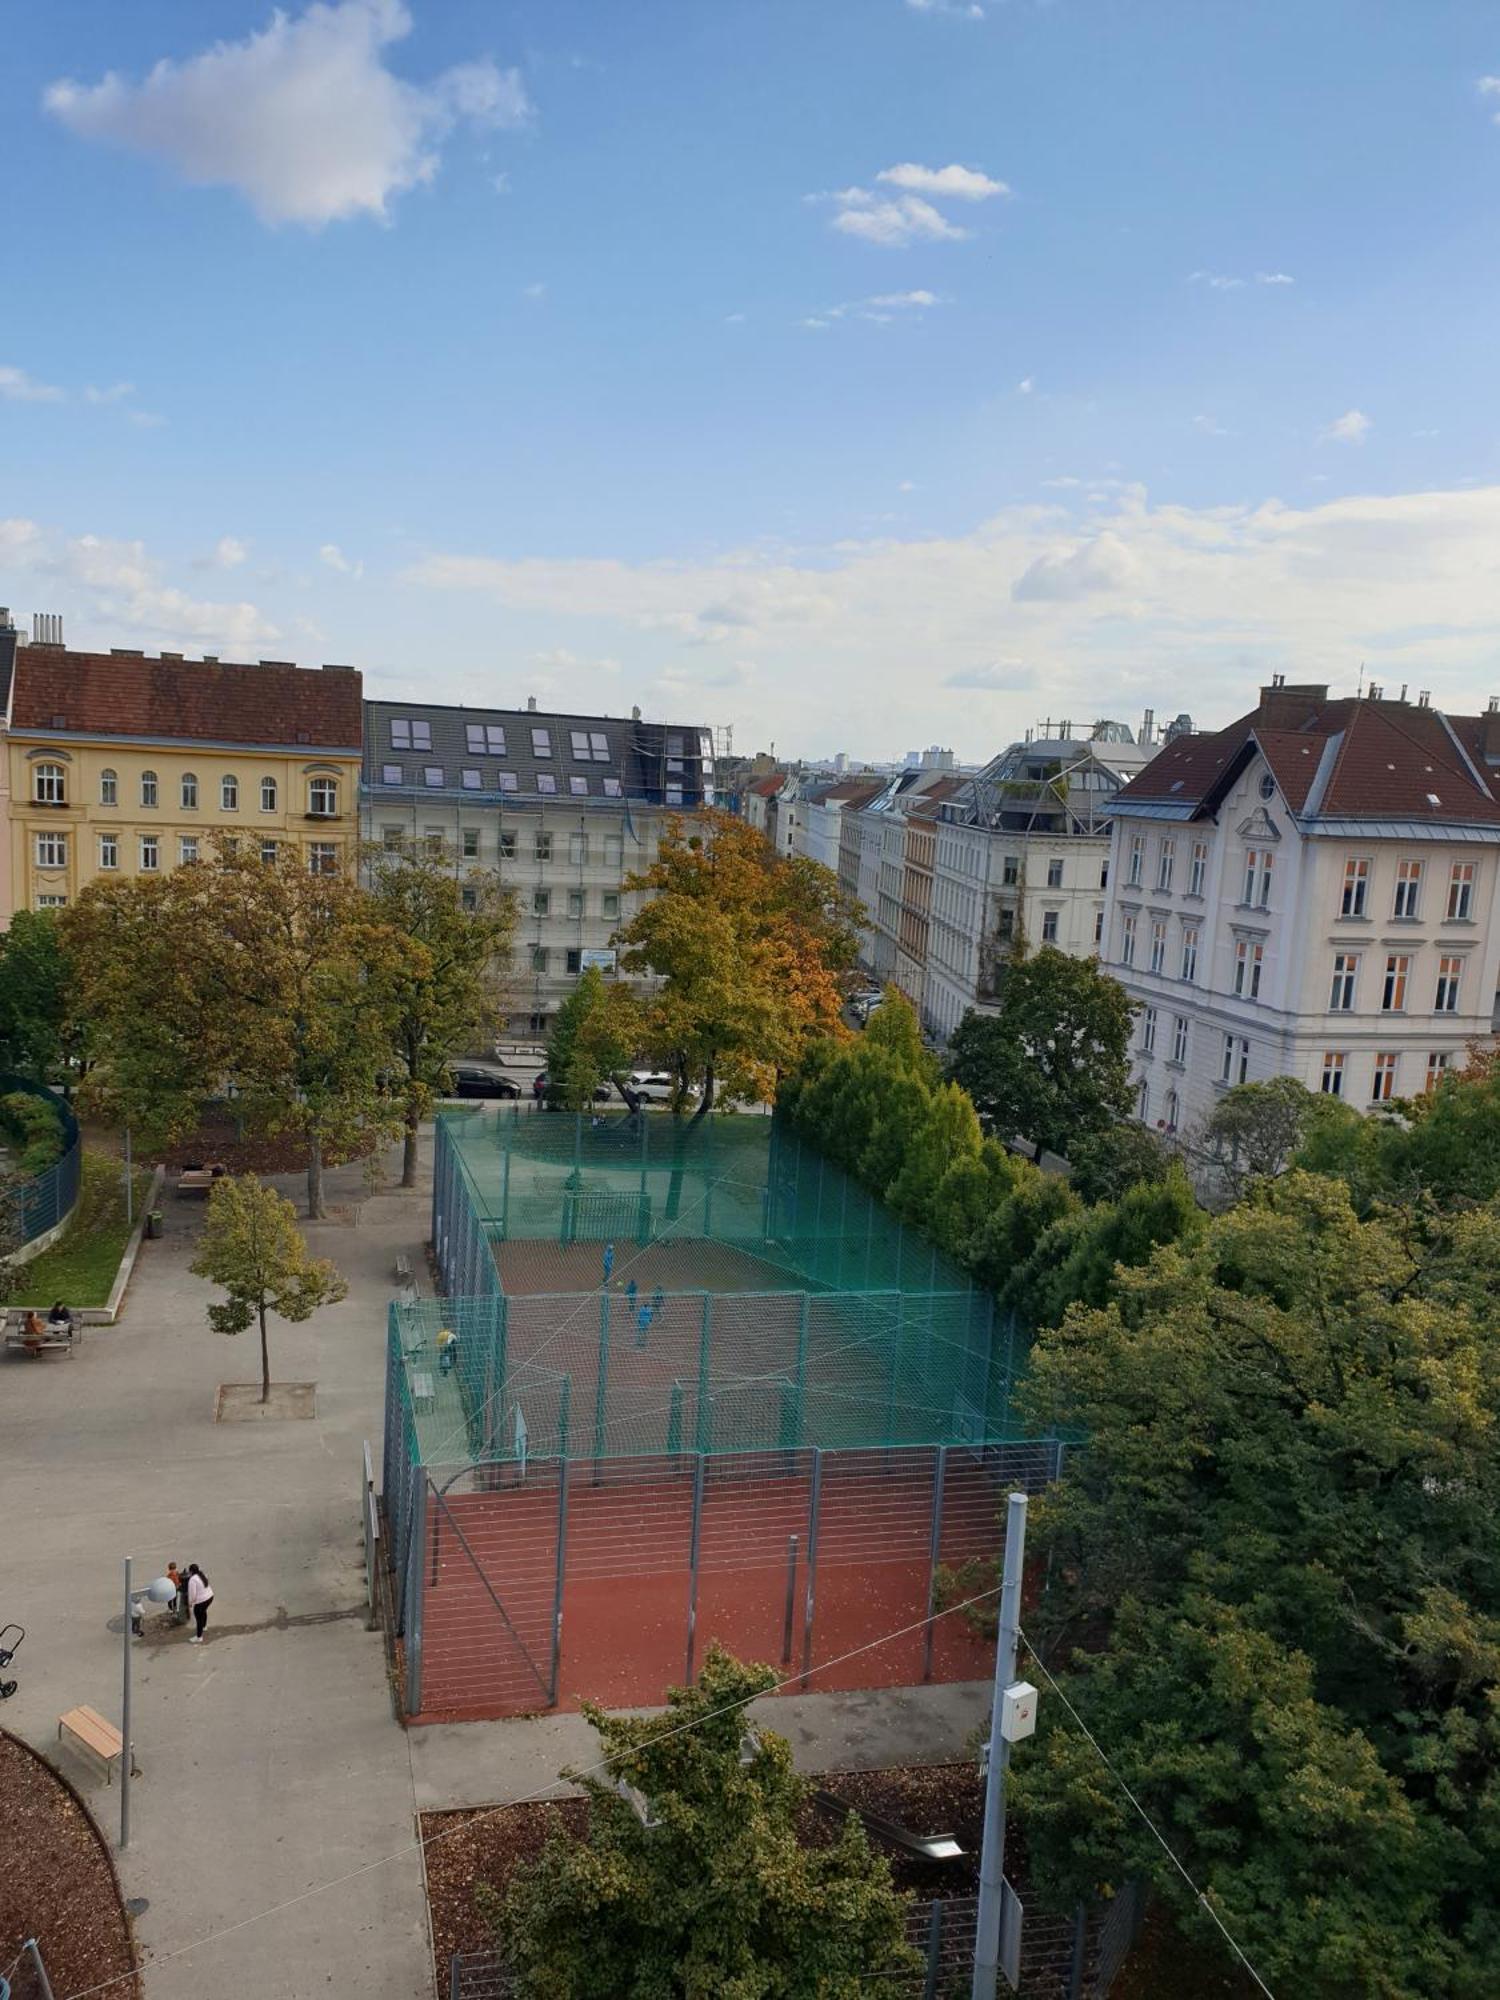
{"left": 534, "top": 1071, "right": 614, "bottom": 1107}
{"left": 447, "top": 1066, "right": 522, "bottom": 1099}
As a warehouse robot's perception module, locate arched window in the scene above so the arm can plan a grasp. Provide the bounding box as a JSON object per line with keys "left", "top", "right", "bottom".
{"left": 33, "top": 762, "right": 67, "bottom": 805}
{"left": 308, "top": 776, "right": 338, "bottom": 817}
{"left": 140, "top": 770, "right": 158, "bottom": 808}
{"left": 260, "top": 776, "right": 278, "bottom": 813}
{"left": 99, "top": 769, "right": 118, "bottom": 806}
{"left": 221, "top": 775, "right": 239, "bottom": 811}
{"left": 180, "top": 772, "right": 199, "bottom": 809}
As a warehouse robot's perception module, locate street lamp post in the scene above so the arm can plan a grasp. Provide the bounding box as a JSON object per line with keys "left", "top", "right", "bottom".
{"left": 121, "top": 1557, "right": 177, "bottom": 1850}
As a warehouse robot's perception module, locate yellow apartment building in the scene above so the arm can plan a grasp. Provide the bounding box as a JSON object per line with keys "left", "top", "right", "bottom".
{"left": 5, "top": 643, "right": 364, "bottom": 921}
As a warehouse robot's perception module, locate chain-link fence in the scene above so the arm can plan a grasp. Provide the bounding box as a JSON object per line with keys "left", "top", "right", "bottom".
{"left": 0, "top": 1073, "right": 82, "bottom": 1252}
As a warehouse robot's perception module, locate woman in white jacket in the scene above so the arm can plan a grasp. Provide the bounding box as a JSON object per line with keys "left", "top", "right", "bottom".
{"left": 186, "top": 1565, "right": 214, "bottom": 1644}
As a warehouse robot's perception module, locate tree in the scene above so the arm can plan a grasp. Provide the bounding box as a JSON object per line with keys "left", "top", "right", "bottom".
{"left": 1196, "top": 1074, "right": 1325, "bottom": 1203}
{"left": 618, "top": 812, "right": 862, "bottom": 1118}
{"left": 1066, "top": 1121, "right": 1172, "bottom": 1206}
{"left": 1012, "top": 1172, "right": 1500, "bottom": 1997}
{"left": 0, "top": 911, "right": 73, "bottom": 1081}
{"left": 487, "top": 1647, "right": 916, "bottom": 1998}
{"left": 363, "top": 843, "right": 516, "bottom": 1186}
{"left": 946, "top": 948, "right": 1136, "bottom": 1157}
{"left": 190, "top": 1174, "right": 348, "bottom": 1402}
{"left": 546, "top": 964, "right": 643, "bottom": 1109}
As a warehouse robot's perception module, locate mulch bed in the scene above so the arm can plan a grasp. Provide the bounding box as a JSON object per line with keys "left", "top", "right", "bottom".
{"left": 161, "top": 1115, "right": 378, "bottom": 1179}
{"left": 420, "top": 1763, "right": 987, "bottom": 1980}
{"left": 0, "top": 1728, "right": 141, "bottom": 2000}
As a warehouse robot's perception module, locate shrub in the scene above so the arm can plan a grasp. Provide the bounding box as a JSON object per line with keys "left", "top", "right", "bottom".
{"left": 0, "top": 1089, "right": 66, "bottom": 1176}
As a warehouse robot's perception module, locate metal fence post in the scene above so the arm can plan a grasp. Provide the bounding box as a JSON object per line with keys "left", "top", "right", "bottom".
{"left": 549, "top": 1459, "right": 570, "bottom": 1706}
{"left": 406, "top": 1478, "right": 428, "bottom": 1716}
{"left": 684, "top": 1453, "right": 707, "bottom": 1683}
{"left": 593, "top": 1292, "right": 611, "bottom": 1483}
{"left": 800, "top": 1447, "right": 823, "bottom": 1688}
{"left": 23, "top": 1940, "right": 56, "bottom": 2000}
{"left": 695, "top": 1293, "right": 713, "bottom": 1453}
{"left": 924, "top": 1900, "right": 944, "bottom": 2000}
{"left": 500, "top": 1141, "right": 511, "bottom": 1239}
{"left": 1067, "top": 1902, "right": 1088, "bottom": 2000}
{"left": 781, "top": 1534, "right": 799, "bottom": 1664}
{"left": 794, "top": 1293, "right": 810, "bottom": 1444}
{"left": 922, "top": 1446, "right": 948, "bottom": 1682}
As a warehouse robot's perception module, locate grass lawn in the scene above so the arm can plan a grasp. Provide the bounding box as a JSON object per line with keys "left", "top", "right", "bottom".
{"left": 16, "top": 1151, "right": 156, "bottom": 1308}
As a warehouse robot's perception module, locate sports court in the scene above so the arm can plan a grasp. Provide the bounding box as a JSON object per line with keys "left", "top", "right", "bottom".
{"left": 383, "top": 1108, "right": 1063, "bottom": 1722}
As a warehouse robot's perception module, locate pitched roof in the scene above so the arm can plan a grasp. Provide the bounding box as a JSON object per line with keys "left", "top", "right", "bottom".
{"left": 747, "top": 773, "right": 786, "bottom": 797}
{"left": 12, "top": 647, "right": 363, "bottom": 751}
{"left": 1116, "top": 690, "right": 1500, "bottom": 828}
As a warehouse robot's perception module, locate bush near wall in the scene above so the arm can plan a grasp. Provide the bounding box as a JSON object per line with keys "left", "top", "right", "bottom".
{"left": 0, "top": 1088, "right": 66, "bottom": 1176}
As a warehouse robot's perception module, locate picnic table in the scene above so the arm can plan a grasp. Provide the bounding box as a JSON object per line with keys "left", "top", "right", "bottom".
{"left": 175, "top": 1161, "right": 229, "bottom": 1197}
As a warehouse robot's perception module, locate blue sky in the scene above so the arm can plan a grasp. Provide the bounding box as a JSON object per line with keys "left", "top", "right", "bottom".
{"left": 7, "top": 0, "right": 1500, "bottom": 758}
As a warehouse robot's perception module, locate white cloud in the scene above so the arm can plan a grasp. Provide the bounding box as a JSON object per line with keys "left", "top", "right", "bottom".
{"left": 43, "top": 0, "right": 532, "bottom": 228}
{"left": 906, "top": 0, "right": 985, "bottom": 16}
{"left": 1017, "top": 376, "right": 1035, "bottom": 396}
{"left": 319, "top": 542, "right": 363, "bottom": 577}
{"left": 83, "top": 381, "right": 135, "bottom": 405}
{"left": 1255, "top": 271, "right": 1294, "bottom": 286}
{"left": 1479, "top": 75, "right": 1500, "bottom": 122}
{"left": 126, "top": 409, "right": 166, "bottom": 429}
{"left": 4, "top": 517, "right": 279, "bottom": 649}
{"left": 1193, "top": 413, "right": 1227, "bottom": 437}
{"left": 193, "top": 535, "right": 249, "bottom": 570}
{"left": 522, "top": 281, "right": 547, "bottom": 299}
{"left": 824, "top": 188, "right": 968, "bottom": 246}
{"left": 491, "top": 171, "right": 511, "bottom": 195}
{"left": 0, "top": 365, "right": 65, "bottom": 404}
{"left": 1012, "top": 530, "right": 1138, "bottom": 602}
{"left": 804, "top": 289, "right": 945, "bottom": 328}
{"left": 724, "top": 312, "right": 746, "bottom": 325}
{"left": 1322, "top": 408, "right": 1372, "bottom": 445}
{"left": 898, "top": 480, "right": 916, "bottom": 493}
{"left": 944, "top": 660, "right": 1031, "bottom": 690}
{"left": 876, "top": 162, "right": 1008, "bottom": 202}
{"left": 1188, "top": 270, "right": 1245, "bottom": 291}
{"left": 0, "top": 519, "right": 43, "bottom": 558}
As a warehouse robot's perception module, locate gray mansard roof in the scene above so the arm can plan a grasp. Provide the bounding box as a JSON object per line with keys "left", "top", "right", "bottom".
{"left": 363, "top": 700, "right": 715, "bottom": 809}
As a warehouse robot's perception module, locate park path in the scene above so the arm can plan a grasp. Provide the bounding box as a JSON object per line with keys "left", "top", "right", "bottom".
{"left": 0, "top": 1142, "right": 434, "bottom": 2000}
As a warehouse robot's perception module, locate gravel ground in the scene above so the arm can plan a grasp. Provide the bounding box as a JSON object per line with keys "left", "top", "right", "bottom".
{"left": 0, "top": 1729, "right": 141, "bottom": 2000}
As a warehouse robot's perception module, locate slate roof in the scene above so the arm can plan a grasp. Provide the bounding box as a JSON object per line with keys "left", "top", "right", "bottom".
{"left": 1116, "top": 688, "right": 1500, "bottom": 829}
{"left": 11, "top": 647, "right": 363, "bottom": 750}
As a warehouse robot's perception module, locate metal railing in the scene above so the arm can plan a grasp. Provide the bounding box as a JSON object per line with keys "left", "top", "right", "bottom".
{"left": 0, "top": 1073, "right": 82, "bottom": 1251}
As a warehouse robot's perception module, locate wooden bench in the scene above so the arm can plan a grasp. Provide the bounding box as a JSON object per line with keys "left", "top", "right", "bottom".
{"left": 410, "top": 1369, "right": 436, "bottom": 1413}
{"left": 393, "top": 1252, "right": 413, "bottom": 1287}
{"left": 58, "top": 1705, "right": 125, "bottom": 1784}
{"left": 5, "top": 1319, "right": 74, "bottom": 1359}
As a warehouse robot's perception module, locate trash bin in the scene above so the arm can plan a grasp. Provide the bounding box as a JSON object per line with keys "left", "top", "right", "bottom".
{"left": 145, "top": 1211, "right": 162, "bottom": 1240}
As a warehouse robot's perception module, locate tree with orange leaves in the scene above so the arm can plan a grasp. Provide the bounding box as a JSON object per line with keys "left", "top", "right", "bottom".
{"left": 617, "top": 810, "right": 862, "bottom": 1118}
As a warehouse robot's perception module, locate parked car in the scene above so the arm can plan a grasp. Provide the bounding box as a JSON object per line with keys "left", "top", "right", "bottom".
{"left": 628, "top": 1070, "right": 697, "bottom": 1104}
{"left": 533, "top": 1071, "right": 613, "bottom": 1106}
{"left": 446, "top": 1066, "right": 522, "bottom": 1099}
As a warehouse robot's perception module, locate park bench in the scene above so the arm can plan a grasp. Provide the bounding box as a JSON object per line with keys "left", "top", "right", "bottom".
{"left": 57, "top": 1705, "right": 126, "bottom": 1784}
{"left": 175, "top": 1163, "right": 228, "bottom": 1197}
{"left": 410, "top": 1369, "right": 436, "bottom": 1413}
{"left": 4, "top": 1316, "right": 75, "bottom": 1359}
{"left": 393, "top": 1252, "right": 413, "bottom": 1287}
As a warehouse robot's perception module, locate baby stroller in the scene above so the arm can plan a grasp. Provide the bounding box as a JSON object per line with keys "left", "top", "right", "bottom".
{"left": 0, "top": 1623, "right": 23, "bottom": 1700}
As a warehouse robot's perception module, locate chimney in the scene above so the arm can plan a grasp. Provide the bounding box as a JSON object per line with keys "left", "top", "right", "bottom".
{"left": 1398, "top": 683, "right": 1408, "bottom": 703}
{"left": 1418, "top": 690, "right": 1430, "bottom": 707}
{"left": 631, "top": 704, "right": 641, "bottom": 721}
{"left": 1140, "top": 707, "right": 1154, "bottom": 746}
{"left": 202, "top": 654, "right": 218, "bottom": 664}
{"left": 1258, "top": 681, "right": 1328, "bottom": 729}
{"left": 1368, "top": 682, "right": 1383, "bottom": 701}
{"left": 321, "top": 662, "right": 355, "bottom": 673}
{"left": 526, "top": 695, "right": 537, "bottom": 712}
{"left": 31, "top": 612, "right": 63, "bottom": 646}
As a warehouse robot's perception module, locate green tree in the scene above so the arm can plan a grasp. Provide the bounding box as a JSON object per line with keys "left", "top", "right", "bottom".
{"left": 1066, "top": 1121, "right": 1171, "bottom": 1206}
{"left": 363, "top": 843, "right": 516, "bottom": 1186}
{"left": 1013, "top": 1172, "right": 1500, "bottom": 1997}
{"left": 946, "top": 948, "right": 1136, "bottom": 1156}
{"left": 1009, "top": 1163, "right": 1200, "bottom": 1327}
{"left": 0, "top": 911, "right": 73, "bottom": 1081}
{"left": 546, "top": 963, "right": 643, "bottom": 1109}
{"left": 190, "top": 1174, "right": 349, "bottom": 1402}
{"left": 884, "top": 1080, "right": 983, "bottom": 1228}
{"left": 1197, "top": 1074, "right": 1325, "bottom": 1202}
{"left": 488, "top": 1647, "right": 916, "bottom": 1998}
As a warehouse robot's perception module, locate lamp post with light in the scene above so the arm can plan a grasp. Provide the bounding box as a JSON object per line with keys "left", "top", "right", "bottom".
{"left": 121, "top": 1557, "right": 177, "bottom": 1849}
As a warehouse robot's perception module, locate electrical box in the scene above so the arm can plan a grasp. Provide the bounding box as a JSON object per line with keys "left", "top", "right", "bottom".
{"left": 1000, "top": 1681, "right": 1038, "bottom": 1743}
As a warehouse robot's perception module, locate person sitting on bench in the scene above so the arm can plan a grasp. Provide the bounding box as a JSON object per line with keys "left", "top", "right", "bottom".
{"left": 21, "top": 1310, "right": 46, "bottom": 1354}
{"left": 46, "top": 1301, "right": 74, "bottom": 1340}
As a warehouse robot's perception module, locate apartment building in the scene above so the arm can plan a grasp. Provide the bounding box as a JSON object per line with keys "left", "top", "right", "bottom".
{"left": 361, "top": 698, "right": 713, "bottom": 1036}
{"left": 924, "top": 726, "right": 1154, "bottom": 1041}
{"left": 1102, "top": 679, "right": 1500, "bottom": 1137}
{"left": 790, "top": 776, "right": 884, "bottom": 874}
{"left": 4, "top": 631, "right": 362, "bottom": 920}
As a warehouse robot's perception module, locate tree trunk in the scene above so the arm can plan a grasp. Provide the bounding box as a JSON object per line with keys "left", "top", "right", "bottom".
{"left": 258, "top": 1299, "right": 271, "bottom": 1404}
{"left": 689, "top": 1063, "right": 716, "bottom": 1125}
{"left": 307, "top": 1130, "right": 326, "bottom": 1221}
{"left": 402, "top": 1093, "right": 420, "bottom": 1189}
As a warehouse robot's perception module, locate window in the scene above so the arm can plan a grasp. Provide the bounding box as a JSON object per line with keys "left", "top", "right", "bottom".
{"left": 391, "top": 719, "right": 410, "bottom": 748}
{"left": 567, "top": 729, "right": 610, "bottom": 762}
{"left": 570, "top": 731, "right": 590, "bottom": 760}
{"left": 260, "top": 776, "right": 278, "bottom": 812}
{"left": 309, "top": 777, "right": 337, "bottom": 816}
{"left": 1221, "top": 1033, "right": 1250, "bottom": 1085}
{"left": 1156, "top": 839, "right": 1175, "bottom": 892}
{"left": 35, "top": 895, "right": 67, "bottom": 909}
{"left": 666, "top": 784, "right": 684, "bottom": 806}
{"left": 468, "top": 724, "right": 509, "bottom": 755}
{"left": 1047, "top": 857, "right": 1064, "bottom": 889}
{"left": 1382, "top": 955, "right": 1410, "bottom": 1011}
{"left": 569, "top": 776, "right": 590, "bottom": 796}
{"left": 260, "top": 841, "right": 278, "bottom": 865}
{"left": 569, "top": 832, "right": 588, "bottom": 864}
{"left": 1165, "top": 1087, "right": 1180, "bottom": 1132}
{"left": 1149, "top": 920, "right": 1167, "bottom": 974}
{"left": 1041, "top": 910, "right": 1059, "bottom": 943}
{"left": 1094, "top": 907, "right": 1104, "bottom": 945}
{"left": 381, "top": 826, "right": 404, "bottom": 852}
{"left": 180, "top": 772, "right": 198, "bottom": 809}
{"left": 1426, "top": 1051, "right": 1451, "bottom": 1092}
{"left": 381, "top": 764, "right": 404, "bottom": 786}
{"left": 530, "top": 945, "right": 549, "bottom": 974}
{"left": 601, "top": 891, "right": 621, "bottom": 920}
{"left": 1321, "top": 1052, "right": 1346, "bottom": 1096}
{"left": 1141, "top": 1005, "right": 1157, "bottom": 1055}
{"left": 1391, "top": 858, "right": 1423, "bottom": 920}
{"left": 531, "top": 727, "right": 552, "bottom": 758}
{"left": 33, "top": 762, "right": 66, "bottom": 805}
{"left": 390, "top": 718, "right": 430, "bottom": 750}
{"left": 140, "top": 836, "right": 159, "bottom": 872}
{"left": 1188, "top": 841, "right": 1208, "bottom": 897}
{"left": 308, "top": 843, "right": 337, "bottom": 876}
{"left": 424, "top": 828, "right": 445, "bottom": 857}
{"left": 996, "top": 909, "right": 1016, "bottom": 945}
{"left": 1002, "top": 856, "right": 1020, "bottom": 887}
{"left": 1340, "top": 857, "right": 1370, "bottom": 917}
{"left": 537, "top": 774, "right": 558, "bottom": 794}
{"left": 461, "top": 828, "right": 480, "bottom": 859}
{"left": 1233, "top": 939, "right": 1264, "bottom": 1000}
{"left": 1137, "top": 1079, "right": 1150, "bottom": 1121}
{"left": 1329, "top": 952, "right": 1359, "bottom": 1011}
{"left": 1120, "top": 912, "right": 1137, "bottom": 966}
{"left": 34, "top": 831, "right": 66, "bottom": 869}
{"left": 140, "top": 771, "right": 158, "bottom": 808}
{"left": 1242, "top": 848, "right": 1272, "bottom": 908}
{"left": 1435, "top": 955, "right": 1463, "bottom": 1012}
{"left": 98, "top": 834, "right": 118, "bottom": 871}
{"left": 1127, "top": 835, "right": 1144, "bottom": 886}
{"left": 1448, "top": 863, "right": 1475, "bottom": 921}
{"left": 99, "top": 769, "right": 117, "bottom": 806}
{"left": 1177, "top": 925, "right": 1198, "bottom": 983}
{"left": 1372, "top": 1052, "right": 1399, "bottom": 1103}
{"left": 178, "top": 836, "right": 198, "bottom": 866}
{"left": 498, "top": 772, "right": 519, "bottom": 793}
{"left": 424, "top": 767, "right": 445, "bottom": 788}
{"left": 1172, "top": 1015, "right": 1189, "bottom": 1065}
{"left": 462, "top": 769, "right": 482, "bottom": 790}
{"left": 603, "top": 834, "right": 623, "bottom": 868}
{"left": 533, "top": 889, "right": 551, "bottom": 917}
{"left": 499, "top": 831, "right": 518, "bottom": 860}
{"left": 222, "top": 837, "right": 238, "bottom": 857}
{"left": 603, "top": 777, "right": 623, "bottom": 798}
{"left": 567, "top": 889, "right": 585, "bottom": 918}
{"left": 527, "top": 1011, "right": 549, "bottom": 1036}
{"left": 220, "top": 775, "right": 239, "bottom": 811}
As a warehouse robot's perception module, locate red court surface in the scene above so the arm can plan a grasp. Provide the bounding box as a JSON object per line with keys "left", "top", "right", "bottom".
{"left": 410, "top": 1447, "right": 1006, "bottom": 1723}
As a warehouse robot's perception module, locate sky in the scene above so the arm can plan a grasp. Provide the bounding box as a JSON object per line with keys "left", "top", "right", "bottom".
{"left": 7, "top": 1, "right": 1500, "bottom": 762}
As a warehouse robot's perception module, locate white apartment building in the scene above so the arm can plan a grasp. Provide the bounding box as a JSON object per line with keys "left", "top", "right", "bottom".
{"left": 792, "top": 776, "right": 883, "bottom": 874}
{"left": 1102, "top": 679, "right": 1500, "bottom": 1138}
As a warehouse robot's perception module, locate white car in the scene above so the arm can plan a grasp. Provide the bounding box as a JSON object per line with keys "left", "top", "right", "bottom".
{"left": 628, "top": 1070, "right": 697, "bottom": 1104}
